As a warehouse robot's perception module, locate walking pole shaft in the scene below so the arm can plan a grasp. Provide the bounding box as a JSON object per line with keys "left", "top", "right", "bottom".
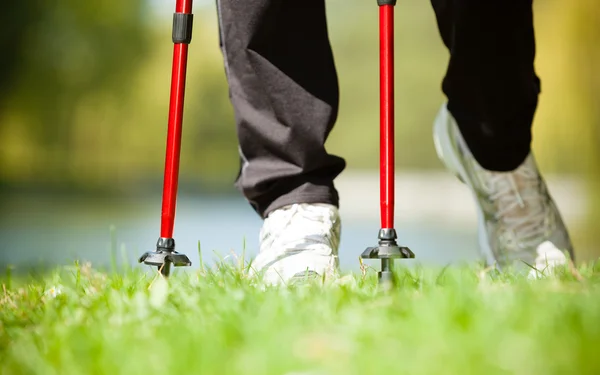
{"left": 138, "top": 0, "right": 194, "bottom": 277}
{"left": 361, "top": 0, "right": 414, "bottom": 290}
{"left": 380, "top": 2, "right": 395, "bottom": 230}
{"left": 161, "top": 0, "right": 194, "bottom": 239}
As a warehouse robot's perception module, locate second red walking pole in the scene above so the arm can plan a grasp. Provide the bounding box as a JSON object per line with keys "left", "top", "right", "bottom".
{"left": 139, "top": 0, "right": 194, "bottom": 277}
{"left": 361, "top": 0, "right": 415, "bottom": 289}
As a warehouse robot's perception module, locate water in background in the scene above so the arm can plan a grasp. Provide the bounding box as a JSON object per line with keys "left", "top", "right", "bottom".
{"left": 0, "top": 192, "right": 479, "bottom": 275}
{"left": 1, "top": 170, "right": 588, "bottom": 275}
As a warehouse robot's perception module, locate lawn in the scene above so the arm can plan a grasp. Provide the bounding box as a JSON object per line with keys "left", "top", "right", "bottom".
{"left": 1, "top": 256, "right": 599, "bottom": 375}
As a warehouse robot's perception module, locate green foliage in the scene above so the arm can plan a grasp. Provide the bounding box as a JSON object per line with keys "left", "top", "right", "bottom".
{"left": 0, "top": 0, "right": 152, "bottom": 189}
{"left": 530, "top": 0, "right": 600, "bottom": 259}
{"left": 4, "top": 0, "right": 599, "bottom": 192}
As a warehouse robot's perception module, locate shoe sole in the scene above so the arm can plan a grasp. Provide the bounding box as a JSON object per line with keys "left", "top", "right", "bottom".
{"left": 432, "top": 105, "right": 497, "bottom": 267}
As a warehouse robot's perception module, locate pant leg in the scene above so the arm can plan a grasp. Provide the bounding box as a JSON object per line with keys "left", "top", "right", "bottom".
{"left": 430, "top": 0, "right": 541, "bottom": 172}
{"left": 216, "top": 0, "right": 346, "bottom": 218}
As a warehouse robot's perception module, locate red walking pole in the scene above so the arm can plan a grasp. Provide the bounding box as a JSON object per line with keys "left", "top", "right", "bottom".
{"left": 139, "top": 0, "right": 194, "bottom": 277}
{"left": 361, "top": 0, "right": 414, "bottom": 289}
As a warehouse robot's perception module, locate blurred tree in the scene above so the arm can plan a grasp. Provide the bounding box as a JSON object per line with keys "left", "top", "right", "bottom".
{"left": 0, "top": 0, "right": 151, "bottom": 190}
{"left": 569, "top": 0, "right": 600, "bottom": 260}
{"left": 0, "top": 0, "right": 597, "bottom": 207}
{"left": 532, "top": 0, "right": 600, "bottom": 260}
{"left": 0, "top": 3, "right": 40, "bottom": 104}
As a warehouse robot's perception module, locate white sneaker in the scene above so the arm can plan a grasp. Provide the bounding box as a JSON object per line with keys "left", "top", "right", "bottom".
{"left": 249, "top": 203, "right": 341, "bottom": 285}
{"left": 433, "top": 104, "right": 575, "bottom": 276}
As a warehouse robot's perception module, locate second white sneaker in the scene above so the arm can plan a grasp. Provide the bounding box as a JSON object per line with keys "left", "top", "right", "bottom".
{"left": 249, "top": 203, "right": 341, "bottom": 285}
{"left": 433, "top": 103, "right": 575, "bottom": 276}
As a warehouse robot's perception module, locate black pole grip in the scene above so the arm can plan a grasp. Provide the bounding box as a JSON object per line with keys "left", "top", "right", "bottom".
{"left": 377, "top": 0, "right": 397, "bottom": 5}
{"left": 172, "top": 13, "right": 193, "bottom": 44}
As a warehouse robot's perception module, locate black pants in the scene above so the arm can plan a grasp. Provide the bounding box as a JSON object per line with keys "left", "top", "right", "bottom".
{"left": 216, "top": 0, "right": 540, "bottom": 218}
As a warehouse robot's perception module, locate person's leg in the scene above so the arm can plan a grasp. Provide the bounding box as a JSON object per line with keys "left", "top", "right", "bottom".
{"left": 216, "top": 0, "right": 345, "bottom": 218}
{"left": 430, "top": 0, "right": 575, "bottom": 275}
{"left": 216, "top": 0, "right": 344, "bottom": 284}
{"left": 431, "top": 0, "right": 540, "bottom": 172}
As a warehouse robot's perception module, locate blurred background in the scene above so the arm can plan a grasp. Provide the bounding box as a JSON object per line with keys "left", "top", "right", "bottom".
{"left": 0, "top": 0, "right": 598, "bottom": 274}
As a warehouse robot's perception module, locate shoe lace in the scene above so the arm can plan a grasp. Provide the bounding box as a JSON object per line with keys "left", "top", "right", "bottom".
{"left": 261, "top": 204, "right": 337, "bottom": 247}
{"left": 480, "top": 162, "right": 550, "bottom": 248}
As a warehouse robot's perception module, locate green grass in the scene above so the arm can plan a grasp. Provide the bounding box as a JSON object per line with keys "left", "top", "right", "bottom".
{"left": 1, "top": 258, "right": 600, "bottom": 375}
